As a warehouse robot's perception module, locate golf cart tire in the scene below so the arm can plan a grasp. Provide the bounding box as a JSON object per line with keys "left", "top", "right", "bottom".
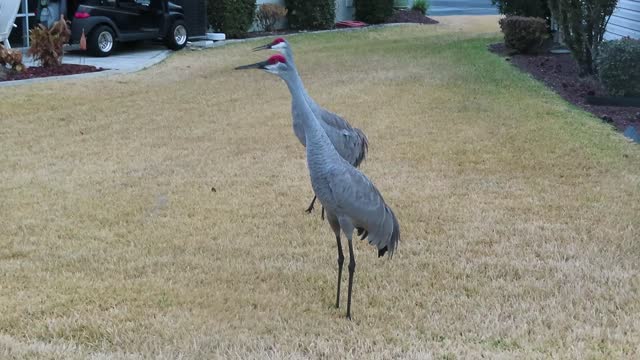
{"left": 165, "top": 20, "right": 188, "bottom": 51}
{"left": 88, "top": 25, "right": 116, "bottom": 57}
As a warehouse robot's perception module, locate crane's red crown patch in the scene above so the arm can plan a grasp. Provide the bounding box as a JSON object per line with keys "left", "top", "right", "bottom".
{"left": 268, "top": 54, "right": 287, "bottom": 64}
{"left": 272, "top": 37, "right": 286, "bottom": 45}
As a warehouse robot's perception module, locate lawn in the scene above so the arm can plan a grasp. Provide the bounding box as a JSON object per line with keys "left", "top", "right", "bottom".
{"left": 1, "top": 16, "right": 639, "bottom": 359}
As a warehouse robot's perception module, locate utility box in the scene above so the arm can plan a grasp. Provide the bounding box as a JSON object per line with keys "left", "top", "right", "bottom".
{"left": 172, "top": 0, "right": 207, "bottom": 38}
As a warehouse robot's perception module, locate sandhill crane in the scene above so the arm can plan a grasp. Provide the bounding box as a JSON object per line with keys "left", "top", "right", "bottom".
{"left": 253, "top": 38, "right": 369, "bottom": 217}
{"left": 236, "top": 55, "right": 400, "bottom": 319}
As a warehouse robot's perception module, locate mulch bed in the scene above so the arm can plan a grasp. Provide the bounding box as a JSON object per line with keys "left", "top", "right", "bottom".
{"left": 1, "top": 64, "right": 104, "bottom": 82}
{"left": 489, "top": 43, "right": 640, "bottom": 133}
{"left": 385, "top": 10, "right": 439, "bottom": 24}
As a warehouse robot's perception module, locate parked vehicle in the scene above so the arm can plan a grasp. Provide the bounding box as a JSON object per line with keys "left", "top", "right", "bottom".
{"left": 70, "top": 0, "right": 188, "bottom": 56}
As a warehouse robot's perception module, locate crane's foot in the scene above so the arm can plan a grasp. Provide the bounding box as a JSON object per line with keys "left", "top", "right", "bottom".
{"left": 305, "top": 196, "right": 317, "bottom": 214}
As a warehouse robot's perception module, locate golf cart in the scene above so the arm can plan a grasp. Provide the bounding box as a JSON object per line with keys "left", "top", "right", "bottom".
{"left": 69, "top": 0, "right": 188, "bottom": 56}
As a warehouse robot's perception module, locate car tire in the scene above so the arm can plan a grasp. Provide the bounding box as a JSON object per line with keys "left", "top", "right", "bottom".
{"left": 165, "top": 20, "right": 187, "bottom": 51}
{"left": 88, "top": 25, "right": 116, "bottom": 57}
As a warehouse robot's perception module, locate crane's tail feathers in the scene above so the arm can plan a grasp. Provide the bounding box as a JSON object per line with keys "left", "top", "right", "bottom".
{"left": 385, "top": 206, "right": 400, "bottom": 258}
{"left": 352, "top": 127, "right": 369, "bottom": 168}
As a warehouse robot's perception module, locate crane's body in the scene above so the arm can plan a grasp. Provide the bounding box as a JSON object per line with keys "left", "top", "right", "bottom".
{"left": 254, "top": 39, "right": 368, "bottom": 213}
{"left": 235, "top": 54, "right": 400, "bottom": 319}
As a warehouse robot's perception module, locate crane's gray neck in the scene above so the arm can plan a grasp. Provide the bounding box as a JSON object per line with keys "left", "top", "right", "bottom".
{"left": 281, "top": 71, "right": 340, "bottom": 161}
{"left": 284, "top": 46, "right": 321, "bottom": 113}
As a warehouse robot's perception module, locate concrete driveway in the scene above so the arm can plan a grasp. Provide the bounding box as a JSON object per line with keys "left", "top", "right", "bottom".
{"left": 430, "top": 0, "right": 498, "bottom": 16}
{"left": 23, "top": 42, "right": 170, "bottom": 73}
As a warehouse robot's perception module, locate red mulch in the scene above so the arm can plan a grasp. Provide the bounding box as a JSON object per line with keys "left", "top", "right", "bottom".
{"left": 489, "top": 43, "right": 640, "bottom": 132}
{"left": 336, "top": 20, "right": 368, "bottom": 28}
{"left": 1, "top": 64, "right": 104, "bottom": 82}
{"left": 385, "top": 10, "right": 439, "bottom": 25}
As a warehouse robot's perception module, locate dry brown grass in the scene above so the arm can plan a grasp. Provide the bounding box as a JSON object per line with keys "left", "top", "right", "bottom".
{"left": 1, "top": 16, "right": 639, "bottom": 359}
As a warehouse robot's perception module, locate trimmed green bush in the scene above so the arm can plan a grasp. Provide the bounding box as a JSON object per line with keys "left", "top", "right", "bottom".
{"left": 285, "top": 0, "right": 335, "bottom": 30}
{"left": 491, "top": 0, "right": 550, "bottom": 20}
{"left": 499, "top": 16, "right": 548, "bottom": 54}
{"left": 596, "top": 37, "right": 640, "bottom": 97}
{"left": 207, "top": 0, "right": 256, "bottom": 38}
{"left": 355, "top": 0, "right": 395, "bottom": 24}
{"left": 412, "top": 0, "right": 429, "bottom": 15}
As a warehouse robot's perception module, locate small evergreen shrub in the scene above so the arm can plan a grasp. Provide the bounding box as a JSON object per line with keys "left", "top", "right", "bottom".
{"left": 596, "top": 37, "right": 640, "bottom": 97}
{"left": 411, "top": 0, "right": 428, "bottom": 15}
{"left": 285, "top": 0, "right": 335, "bottom": 30}
{"left": 491, "top": 0, "right": 550, "bottom": 20}
{"left": 207, "top": 0, "right": 257, "bottom": 38}
{"left": 499, "top": 16, "right": 548, "bottom": 54}
{"left": 355, "top": 0, "right": 395, "bottom": 24}
{"left": 256, "top": 4, "right": 288, "bottom": 32}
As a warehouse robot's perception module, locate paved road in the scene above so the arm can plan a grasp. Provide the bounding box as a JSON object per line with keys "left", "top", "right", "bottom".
{"left": 429, "top": 0, "right": 498, "bottom": 16}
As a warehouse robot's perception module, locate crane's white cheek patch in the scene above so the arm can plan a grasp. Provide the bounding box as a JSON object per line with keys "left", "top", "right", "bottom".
{"left": 272, "top": 42, "right": 286, "bottom": 50}
{"left": 265, "top": 64, "right": 280, "bottom": 73}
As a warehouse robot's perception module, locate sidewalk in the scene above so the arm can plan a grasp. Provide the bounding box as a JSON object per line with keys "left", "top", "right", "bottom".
{"left": 1, "top": 43, "right": 171, "bottom": 87}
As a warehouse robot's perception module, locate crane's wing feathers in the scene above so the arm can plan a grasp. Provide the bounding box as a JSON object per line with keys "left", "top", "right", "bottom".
{"left": 318, "top": 110, "right": 368, "bottom": 167}
{"left": 328, "top": 166, "right": 400, "bottom": 257}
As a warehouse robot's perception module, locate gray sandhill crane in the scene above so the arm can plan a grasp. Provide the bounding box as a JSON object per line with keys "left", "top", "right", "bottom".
{"left": 253, "top": 38, "right": 369, "bottom": 217}
{"left": 236, "top": 54, "right": 400, "bottom": 319}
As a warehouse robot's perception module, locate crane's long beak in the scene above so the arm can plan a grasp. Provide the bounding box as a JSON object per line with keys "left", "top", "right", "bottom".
{"left": 252, "top": 43, "right": 271, "bottom": 52}
{"left": 235, "top": 60, "right": 270, "bottom": 70}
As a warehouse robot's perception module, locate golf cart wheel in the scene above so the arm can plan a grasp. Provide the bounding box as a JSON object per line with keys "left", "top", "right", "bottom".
{"left": 88, "top": 25, "right": 115, "bottom": 57}
{"left": 165, "top": 20, "right": 188, "bottom": 50}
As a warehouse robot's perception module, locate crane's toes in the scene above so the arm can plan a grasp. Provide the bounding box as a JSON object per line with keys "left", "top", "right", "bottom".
{"left": 305, "top": 206, "right": 314, "bottom": 214}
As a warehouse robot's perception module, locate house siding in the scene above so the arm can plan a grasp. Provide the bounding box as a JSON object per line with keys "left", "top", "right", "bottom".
{"left": 605, "top": 0, "right": 640, "bottom": 40}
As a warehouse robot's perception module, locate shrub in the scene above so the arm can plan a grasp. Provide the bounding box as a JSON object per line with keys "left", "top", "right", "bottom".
{"left": 256, "top": 4, "right": 288, "bottom": 32}
{"left": 548, "top": 0, "right": 618, "bottom": 75}
{"left": 499, "top": 16, "right": 548, "bottom": 54}
{"left": 0, "top": 44, "right": 25, "bottom": 72}
{"left": 28, "top": 16, "right": 70, "bottom": 68}
{"left": 207, "top": 0, "right": 256, "bottom": 38}
{"left": 355, "top": 0, "right": 395, "bottom": 24}
{"left": 285, "top": 0, "right": 335, "bottom": 30}
{"left": 491, "top": 0, "right": 550, "bottom": 20}
{"left": 411, "top": 0, "right": 428, "bottom": 15}
{"left": 596, "top": 37, "right": 640, "bottom": 97}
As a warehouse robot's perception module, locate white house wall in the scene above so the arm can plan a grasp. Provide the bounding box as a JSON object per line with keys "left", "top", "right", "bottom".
{"left": 604, "top": 0, "right": 640, "bottom": 40}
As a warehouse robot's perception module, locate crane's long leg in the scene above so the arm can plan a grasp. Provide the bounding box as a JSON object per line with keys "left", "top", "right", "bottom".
{"left": 305, "top": 196, "right": 317, "bottom": 214}
{"left": 335, "top": 234, "right": 344, "bottom": 308}
{"left": 326, "top": 212, "right": 343, "bottom": 309}
{"left": 346, "top": 234, "right": 356, "bottom": 320}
